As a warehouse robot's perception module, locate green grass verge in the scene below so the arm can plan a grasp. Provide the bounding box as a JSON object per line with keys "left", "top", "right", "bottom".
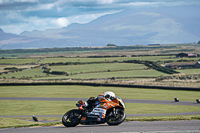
{"left": 0, "top": 117, "right": 61, "bottom": 129}
{"left": 0, "top": 117, "right": 43, "bottom": 128}
{"left": 0, "top": 100, "right": 74, "bottom": 116}
{"left": 126, "top": 115, "right": 200, "bottom": 121}
{"left": 1, "top": 100, "right": 199, "bottom": 116}
{"left": 0, "top": 85, "right": 199, "bottom": 101}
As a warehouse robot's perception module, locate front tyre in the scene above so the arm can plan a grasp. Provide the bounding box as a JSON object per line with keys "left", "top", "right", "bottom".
{"left": 106, "top": 108, "right": 126, "bottom": 126}
{"left": 62, "top": 109, "right": 82, "bottom": 127}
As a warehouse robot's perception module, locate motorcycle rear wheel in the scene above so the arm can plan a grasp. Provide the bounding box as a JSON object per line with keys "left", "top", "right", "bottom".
{"left": 62, "top": 109, "right": 82, "bottom": 127}
{"left": 106, "top": 108, "right": 126, "bottom": 126}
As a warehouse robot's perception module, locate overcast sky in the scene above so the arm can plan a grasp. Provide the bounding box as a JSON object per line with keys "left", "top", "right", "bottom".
{"left": 0, "top": 0, "right": 199, "bottom": 34}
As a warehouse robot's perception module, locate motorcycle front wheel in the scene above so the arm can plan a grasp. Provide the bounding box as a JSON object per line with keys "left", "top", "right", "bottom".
{"left": 62, "top": 109, "right": 82, "bottom": 127}
{"left": 106, "top": 108, "right": 126, "bottom": 126}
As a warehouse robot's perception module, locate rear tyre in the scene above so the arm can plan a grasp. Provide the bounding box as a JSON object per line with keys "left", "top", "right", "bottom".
{"left": 62, "top": 109, "right": 82, "bottom": 127}
{"left": 106, "top": 108, "right": 126, "bottom": 126}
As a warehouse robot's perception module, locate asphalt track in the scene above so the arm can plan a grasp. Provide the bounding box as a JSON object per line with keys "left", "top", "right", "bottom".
{"left": 0, "top": 120, "right": 200, "bottom": 133}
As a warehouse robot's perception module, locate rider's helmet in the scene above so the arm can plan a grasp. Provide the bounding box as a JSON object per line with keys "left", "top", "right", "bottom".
{"left": 97, "top": 94, "right": 104, "bottom": 100}
{"left": 104, "top": 91, "right": 115, "bottom": 99}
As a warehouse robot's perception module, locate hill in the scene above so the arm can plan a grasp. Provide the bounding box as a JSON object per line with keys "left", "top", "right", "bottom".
{"left": 0, "top": 5, "right": 199, "bottom": 49}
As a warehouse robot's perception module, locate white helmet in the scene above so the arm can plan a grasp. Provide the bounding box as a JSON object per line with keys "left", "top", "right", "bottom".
{"left": 104, "top": 91, "right": 115, "bottom": 99}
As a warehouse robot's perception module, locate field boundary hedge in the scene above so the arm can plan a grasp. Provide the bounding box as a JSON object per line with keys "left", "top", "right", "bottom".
{"left": 0, "top": 82, "right": 199, "bottom": 91}
{"left": 123, "top": 60, "right": 179, "bottom": 74}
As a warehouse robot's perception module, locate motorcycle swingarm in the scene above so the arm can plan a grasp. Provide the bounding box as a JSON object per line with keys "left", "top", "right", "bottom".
{"left": 80, "top": 116, "right": 105, "bottom": 124}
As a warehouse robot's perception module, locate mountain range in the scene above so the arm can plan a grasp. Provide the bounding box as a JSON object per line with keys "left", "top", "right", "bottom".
{"left": 0, "top": 5, "right": 199, "bottom": 49}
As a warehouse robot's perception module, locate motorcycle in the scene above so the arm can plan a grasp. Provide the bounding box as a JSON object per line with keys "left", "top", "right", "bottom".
{"left": 62, "top": 96, "right": 126, "bottom": 127}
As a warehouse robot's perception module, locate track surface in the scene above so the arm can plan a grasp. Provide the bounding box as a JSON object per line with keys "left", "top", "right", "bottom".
{"left": 0, "top": 120, "right": 200, "bottom": 133}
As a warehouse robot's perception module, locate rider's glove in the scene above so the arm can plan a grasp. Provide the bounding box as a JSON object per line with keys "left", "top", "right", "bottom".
{"left": 78, "top": 100, "right": 84, "bottom": 105}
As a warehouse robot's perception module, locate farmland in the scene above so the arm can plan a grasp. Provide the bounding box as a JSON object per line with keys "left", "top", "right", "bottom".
{"left": 0, "top": 47, "right": 200, "bottom": 87}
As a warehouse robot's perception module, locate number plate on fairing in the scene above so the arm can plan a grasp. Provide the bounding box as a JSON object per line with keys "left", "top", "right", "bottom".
{"left": 90, "top": 108, "right": 106, "bottom": 118}
{"left": 81, "top": 117, "right": 86, "bottom": 121}
{"left": 92, "top": 108, "right": 106, "bottom": 113}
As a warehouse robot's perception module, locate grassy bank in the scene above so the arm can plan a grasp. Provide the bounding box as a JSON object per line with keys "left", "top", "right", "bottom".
{"left": 0, "top": 117, "right": 60, "bottom": 129}
{"left": 0, "top": 85, "right": 199, "bottom": 101}
{"left": 126, "top": 115, "right": 200, "bottom": 121}
{"left": 1, "top": 101, "right": 199, "bottom": 116}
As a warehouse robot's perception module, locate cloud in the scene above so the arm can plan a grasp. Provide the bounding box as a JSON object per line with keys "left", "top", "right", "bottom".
{"left": 3, "top": 10, "right": 120, "bottom": 34}
{"left": 0, "top": 0, "right": 38, "bottom": 4}
{"left": 26, "top": 3, "right": 55, "bottom": 11}
{"left": 98, "top": 0, "right": 114, "bottom": 4}
{"left": 53, "top": 17, "right": 69, "bottom": 27}
{"left": 120, "top": 1, "right": 159, "bottom": 6}
{"left": 0, "top": 0, "right": 200, "bottom": 34}
{"left": 1, "top": 16, "right": 61, "bottom": 34}
{"left": 0, "top": 11, "right": 25, "bottom": 25}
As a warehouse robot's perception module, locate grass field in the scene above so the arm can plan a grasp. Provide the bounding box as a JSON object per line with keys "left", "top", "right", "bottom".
{"left": 0, "top": 68, "right": 47, "bottom": 79}
{"left": 0, "top": 85, "right": 199, "bottom": 115}
{"left": 0, "top": 85, "right": 198, "bottom": 101}
{"left": 0, "top": 55, "right": 200, "bottom": 84}
{"left": 1, "top": 56, "right": 198, "bottom": 65}
{"left": 49, "top": 63, "right": 148, "bottom": 73}
{"left": 177, "top": 68, "right": 200, "bottom": 74}
{"left": 0, "top": 55, "right": 200, "bottom": 88}
{"left": 0, "top": 56, "right": 198, "bottom": 66}
{"left": 0, "top": 58, "right": 40, "bottom": 64}
{"left": 0, "top": 101, "right": 199, "bottom": 116}
{"left": 0, "top": 65, "right": 37, "bottom": 73}
{"left": 39, "top": 56, "right": 200, "bottom": 64}
{"left": 0, "top": 117, "right": 42, "bottom": 128}
{"left": 38, "top": 69, "right": 165, "bottom": 79}
{"left": 0, "top": 63, "right": 164, "bottom": 79}
{"left": 40, "top": 56, "right": 177, "bottom": 64}
{"left": 0, "top": 85, "right": 199, "bottom": 128}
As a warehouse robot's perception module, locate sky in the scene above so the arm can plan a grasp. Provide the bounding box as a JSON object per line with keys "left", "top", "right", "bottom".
{"left": 0, "top": 0, "right": 200, "bottom": 34}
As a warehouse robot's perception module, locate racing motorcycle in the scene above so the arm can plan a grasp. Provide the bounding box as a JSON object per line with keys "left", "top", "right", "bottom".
{"left": 62, "top": 96, "right": 126, "bottom": 127}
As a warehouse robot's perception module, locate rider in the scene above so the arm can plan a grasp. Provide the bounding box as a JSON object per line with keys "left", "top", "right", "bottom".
{"left": 78, "top": 94, "right": 104, "bottom": 112}
{"left": 78, "top": 91, "right": 116, "bottom": 112}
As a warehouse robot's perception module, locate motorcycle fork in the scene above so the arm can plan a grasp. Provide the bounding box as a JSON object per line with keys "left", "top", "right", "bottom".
{"left": 112, "top": 108, "right": 116, "bottom": 117}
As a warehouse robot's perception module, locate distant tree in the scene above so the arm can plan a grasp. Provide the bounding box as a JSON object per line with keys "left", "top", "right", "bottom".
{"left": 198, "top": 40, "right": 200, "bottom": 44}
{"left": 43, "top": 67, "right": 51, "bottom": 73}
{"left": 107, "top": 44, "right": 117, "bottom": 47}
{"left": 4, "top": 67, "right": 18, "bottom": 71}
